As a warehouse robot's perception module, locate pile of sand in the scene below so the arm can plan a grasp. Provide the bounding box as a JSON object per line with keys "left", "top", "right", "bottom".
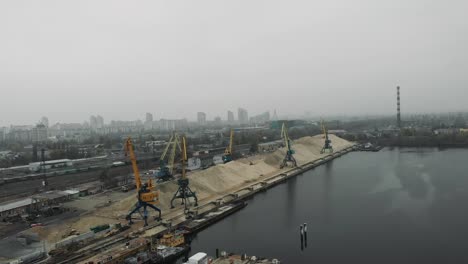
{"left": 40, "top": 134, "right": 354, "bottom": 241}
{"left": 265, "top": 134, "right": 352, "bottom": 165}
{"left": 99, "top": 134, "right": 352, "bottom": 218}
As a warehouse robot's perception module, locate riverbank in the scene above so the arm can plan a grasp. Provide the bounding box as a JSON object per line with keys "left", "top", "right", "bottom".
{"left": 376, "top": 136, "right": 468, "bottom": 148}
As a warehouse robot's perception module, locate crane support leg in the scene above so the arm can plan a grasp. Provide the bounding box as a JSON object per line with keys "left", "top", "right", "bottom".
{"left": 126, "top": 202, "right": 142, "bottom": 225}
{"left": 146, "top": 203, "right": 162, "bottom": 220}
{"left": 321, "top": 139, "right": 333, "bottom": 154}
{"left": 170, "top": 179, "right": 198, "bottom": 209}
{"left": 126, "top": 201, "right": 161, "bottom": 226}
{"left": 280, "top": 152, "right": 297, "bottom": 168}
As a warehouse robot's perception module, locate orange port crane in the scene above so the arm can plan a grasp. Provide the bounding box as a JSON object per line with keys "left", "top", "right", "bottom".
{"left": 124, "top": 137, "right": 161, "bottom": 226}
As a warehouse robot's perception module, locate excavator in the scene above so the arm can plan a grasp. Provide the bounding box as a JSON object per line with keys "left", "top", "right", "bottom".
{"left": 124, "top": 137, "right": 161, "bottom": 226}
{"left": 157, "top": 133, "right": 181, "bottom": 182}
{"left": 171, "top": 136, "right": 198, "bottom": 210}
{"left": 320, "top": 120, "right": 333, "bottom": 154}
{"left": 280, "top": 123, "right": 297, "bottom": 169}
{"left": 222, "top": 129, "right": 234, "bottom": 163}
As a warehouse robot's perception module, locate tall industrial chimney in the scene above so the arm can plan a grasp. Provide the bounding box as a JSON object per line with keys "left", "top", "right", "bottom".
{"left": 397, "top": 86, "right": 401, "bottom": 129}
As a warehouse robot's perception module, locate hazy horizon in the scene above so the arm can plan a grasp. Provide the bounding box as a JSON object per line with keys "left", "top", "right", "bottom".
{"left": 1, "top": 0, "right": 467, "bottom": 126}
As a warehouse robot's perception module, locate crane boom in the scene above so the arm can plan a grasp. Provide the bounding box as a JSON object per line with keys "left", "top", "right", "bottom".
{"left": 281, "top": 123, "right": 291, "bottom": 151}
{"left": 158, "top": 133, "right": 182, "bottom": 181}
{"left": 125, "top": 137, "right": 142, "bottom": 190}
{"left": 160, "top": 134, "right": 174, "bottom": 161}
{"left": 168, "top": 135, "right": 181, "bottom": 175}
{"left": 321, "top": 119, "right": 326, "bottom": 138}
{"left": 228, "top": 129, "right": 233, "bottom": 154}
{"left": 181, "top": 136, "right": 187, "bottom": 179}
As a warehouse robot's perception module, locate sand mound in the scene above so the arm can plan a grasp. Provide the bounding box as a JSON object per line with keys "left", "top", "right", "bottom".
{"left": 263, "top": 134, "right": 353, "bottom": 166}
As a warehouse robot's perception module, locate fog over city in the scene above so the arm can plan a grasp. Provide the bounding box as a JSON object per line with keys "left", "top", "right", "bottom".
{"left": 1, "top": 0, "right": 467, "bottom": 126}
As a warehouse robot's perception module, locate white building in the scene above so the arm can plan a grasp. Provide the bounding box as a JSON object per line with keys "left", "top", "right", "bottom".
{"left": 197, "top": 112, "right": 207, "bottom": 126}
{"left": 31, "top": 124, "right": 48, "bottom": 142}
{"left": 250, "top": 111, "right": 270, "bottom": 124}
{"left": 227, "top": 110, "right": 234, "bottom": 123}
{"left": 96, "top": 115, "right": 104, "bottom": 128}
{"left": 40, "top": 116, "right": 49, "bottom": 127}
{"left": 238, "top": 108, "right": 249, "bottom": 124}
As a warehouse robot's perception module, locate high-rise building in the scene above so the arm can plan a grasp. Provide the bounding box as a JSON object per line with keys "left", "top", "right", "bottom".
{"left": 9, "top": 125, "right": 32, "bottom": 142}
{"left": 96, "top": 115, "right": 104, "bottom": 128}
{"left": 90, "top": 115, "right": 104, "bottom": 129}
{"left": 227, "top": 110, "right": 234, "bottom": 123}
{"left": 214, "top": 116, "right": 222, "bottom": 125}
{"left": 145, "top": 113, "right": 153, "bottom": 123}
{"left": 250, "top": 111, "right": 270, "bottom": 124}
{"left": 238, "top": 108, "right": 249, "bottom": 124}
{"left": 145, "top": 113, "right": 154, "bottom": 130}
{"left": 197, "top": 112, "right": 207, "bottom": 125}
{"left": 90, "top": 115, "right": 97, "bottom": 129}
{"left": 31, "top": 124, "right": 48, "bottom": 142}
{"left": 40, "top": 116, "right": 49, "bottom": 127}
{"left": 158, "top": 119, "right": 189, "bottom": 131}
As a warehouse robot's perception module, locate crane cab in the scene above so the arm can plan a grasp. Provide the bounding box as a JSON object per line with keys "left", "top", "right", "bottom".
{"left": 140, "top": 191, "right": 159, "bottom": 203}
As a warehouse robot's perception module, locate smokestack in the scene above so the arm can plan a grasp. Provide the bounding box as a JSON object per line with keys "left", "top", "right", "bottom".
{"left": 397, "top": 86, "right": 401, "bottom": 129}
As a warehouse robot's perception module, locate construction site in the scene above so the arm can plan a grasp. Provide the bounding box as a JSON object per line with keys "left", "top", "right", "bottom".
{"left": 0, "top": 123, "right": 356, "bottom": 264}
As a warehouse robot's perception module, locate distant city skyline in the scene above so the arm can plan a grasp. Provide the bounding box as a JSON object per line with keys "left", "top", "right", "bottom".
{"left": 2, "top": 1, "right": 468, "bottom": 126}
{"left": 5, "top": 109, "right": 468, "bottom": 128}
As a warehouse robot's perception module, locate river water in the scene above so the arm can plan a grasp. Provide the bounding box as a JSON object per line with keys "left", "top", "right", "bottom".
{"left": 187, "top": 148, "right": 468, "bottom": 263}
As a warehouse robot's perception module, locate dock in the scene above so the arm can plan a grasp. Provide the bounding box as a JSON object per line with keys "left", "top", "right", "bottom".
{"left": 211, "top": 256, "right": 279, "bottom": 264}
{"left": 50, "top": 144, "right": 357, "bottom": 264}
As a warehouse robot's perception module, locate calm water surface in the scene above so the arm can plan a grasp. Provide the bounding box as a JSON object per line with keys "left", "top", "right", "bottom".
{"left": 188, "top": 148, "right": 468, "bottom": 263}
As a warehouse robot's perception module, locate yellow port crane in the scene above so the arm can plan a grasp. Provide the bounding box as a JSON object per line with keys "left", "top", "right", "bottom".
{"left": 170, "top": 136, "right": 198, "bottom": 210}
{"left": 124, "top": 137, "right": 161, "bottom": 226}
{"left": 320, "top": 120, "right": 333, "bottom": 154}
{"left": 222, "top": 129, "right": 234, "bottom": 163}
{"left": 157, "top": 133, "right": 182, "bottom": 182}
{"left": 280, "top": 123, "right": 297, "bottom": 168}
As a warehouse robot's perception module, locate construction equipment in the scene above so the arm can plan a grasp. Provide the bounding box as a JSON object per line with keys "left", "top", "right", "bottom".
{"left": 280, "top": 123, "right": 297, "bottom": 169}
{"left": 320, "top": 119, "right": 326, "bottom": 138}
{"left": 320, "top": 120, "right": 333, "bottom": 154}
{"left": 222, "top": 129, "right": 234, "bottom": 163}
{"left": 157, "top": 133, "right": 182, "bottom": 182}
{"left": 170, "top": 136, "right": 198, "bottom": 210}
{"left": 124, "top": 137, "right": 161, "bottom": 226}
{"left": 90, "top": 224, "right": 110, "bottom": 233}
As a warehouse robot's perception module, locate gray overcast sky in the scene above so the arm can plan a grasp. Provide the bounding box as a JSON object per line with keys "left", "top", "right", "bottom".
{"left": 1, "top": 0, "right": 467, "bottom": 126}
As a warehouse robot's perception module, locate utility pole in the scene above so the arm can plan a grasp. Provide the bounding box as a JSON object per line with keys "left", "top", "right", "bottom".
{"left": 41, "top": 148, "right": 48, "bottom": 190}
{"left": 397, "top": 86, "right": 401, "bottom": 129}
